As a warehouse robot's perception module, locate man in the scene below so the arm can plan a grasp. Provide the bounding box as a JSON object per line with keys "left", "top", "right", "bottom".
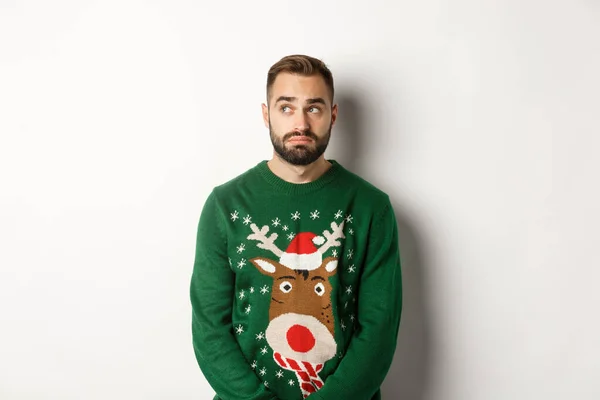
{"left": 190, "top": 54, "right": 402, "bottom": 400}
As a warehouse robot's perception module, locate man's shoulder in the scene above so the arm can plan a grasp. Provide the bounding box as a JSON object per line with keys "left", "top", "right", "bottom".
{"left": 210, "top": 161, "right": 261, "bottom": 197}
{"left": 337, "top": 163, "right": 391, "bottom": 206}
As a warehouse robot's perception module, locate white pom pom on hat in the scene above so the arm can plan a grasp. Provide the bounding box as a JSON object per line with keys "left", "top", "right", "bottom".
{"left": 312, "top": 236, "right": 325, "bottom": 246}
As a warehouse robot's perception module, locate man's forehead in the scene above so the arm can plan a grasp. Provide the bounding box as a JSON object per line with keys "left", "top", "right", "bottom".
{"left": 269, "top": 73, "right": 331, "bottom": 104}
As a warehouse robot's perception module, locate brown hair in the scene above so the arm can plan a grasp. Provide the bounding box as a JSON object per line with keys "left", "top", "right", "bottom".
{"left": 266, "top": 54, "right": 334, "bottom": 104}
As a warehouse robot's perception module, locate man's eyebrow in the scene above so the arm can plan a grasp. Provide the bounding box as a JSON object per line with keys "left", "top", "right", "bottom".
{"left": 275, "top": 96, "right": 296, "bottom": 104}
{"left": 274, "top": 96, "right": 327, "bottom": 106}
{"left": 306, "top": 97, "right": 326, "bottom": 105}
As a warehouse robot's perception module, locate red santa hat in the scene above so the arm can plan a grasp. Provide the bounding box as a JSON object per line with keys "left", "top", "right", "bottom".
{"left": 279, "top": 232, "right": 325, "bottom": 271}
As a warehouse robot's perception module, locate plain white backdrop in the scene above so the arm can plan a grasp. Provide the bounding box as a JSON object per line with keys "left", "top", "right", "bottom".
{"left": 1, "top": 1, "right": 599, "bottom": 399}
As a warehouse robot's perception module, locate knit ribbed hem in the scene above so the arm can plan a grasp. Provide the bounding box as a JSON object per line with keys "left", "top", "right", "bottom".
{"left": 254, "top": 159, "right": 342, "bottom": 195}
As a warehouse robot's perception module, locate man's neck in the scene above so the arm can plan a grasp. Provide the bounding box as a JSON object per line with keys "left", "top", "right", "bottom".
{"left": 267, "top": 154, "right": 332, "bottom": 184}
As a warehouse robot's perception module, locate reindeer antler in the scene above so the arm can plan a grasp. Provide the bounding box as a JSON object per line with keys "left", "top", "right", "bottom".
{"left": 247, "top": 223, "right": 284, "bottom": 257}
{"left": 318, "top": 221, "right": 346, "bottom": 254}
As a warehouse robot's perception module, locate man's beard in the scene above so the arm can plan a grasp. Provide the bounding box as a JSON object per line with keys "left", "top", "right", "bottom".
{"left": 269, "top": 122, "right": 332, "bottom": 166}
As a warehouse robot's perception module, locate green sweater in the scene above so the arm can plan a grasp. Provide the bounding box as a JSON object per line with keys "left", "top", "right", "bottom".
{"left": 190, "top": 160, "right": 402, "bottom": 400}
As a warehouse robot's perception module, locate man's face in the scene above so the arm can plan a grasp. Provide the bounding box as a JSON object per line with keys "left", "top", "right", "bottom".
{"left": 262, "top": 73, "right": 337, "bottom": 166}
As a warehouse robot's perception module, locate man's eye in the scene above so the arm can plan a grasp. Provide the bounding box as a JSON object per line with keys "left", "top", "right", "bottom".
{"left": 281, "top": 106, "right": 291, "bottom": 113}
{"left": 308, "top": 107, "right": 321, "bottom": 113}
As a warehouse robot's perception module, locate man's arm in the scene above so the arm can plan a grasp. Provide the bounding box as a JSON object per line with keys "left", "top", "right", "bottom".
{"left": 309, "top": 200, "right": 403, "bottom": 399}
{"left": 190, "top": 191, "right": 277, "bottom": 400}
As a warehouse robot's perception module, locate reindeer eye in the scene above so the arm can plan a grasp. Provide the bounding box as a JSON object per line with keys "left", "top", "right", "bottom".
{"left": 314, "top": 282, "right": 325, "bottom": 296}
{"left": 279, "top": 281, "right": 293, "bottom": 293}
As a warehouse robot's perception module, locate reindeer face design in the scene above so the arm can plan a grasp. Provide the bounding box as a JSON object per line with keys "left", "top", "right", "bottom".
{"left": 247, "top": 221, "right": 345, "bottom": 365}
{"left": 250, "top": 255, "right": 338, "bottom": 363}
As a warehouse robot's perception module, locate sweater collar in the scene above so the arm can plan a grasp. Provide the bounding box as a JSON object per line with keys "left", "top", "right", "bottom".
{"left": 255, "top": 159, "right": 342, "bottom": 195}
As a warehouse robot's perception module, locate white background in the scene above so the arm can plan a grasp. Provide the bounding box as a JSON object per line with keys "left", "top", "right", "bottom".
{"left": 1, "top": 1, "right": 599, "bottom": 399}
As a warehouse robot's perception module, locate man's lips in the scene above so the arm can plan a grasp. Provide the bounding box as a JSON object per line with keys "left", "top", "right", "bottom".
{"left": 287, "top": 137, "right": 314, "bottom": 144}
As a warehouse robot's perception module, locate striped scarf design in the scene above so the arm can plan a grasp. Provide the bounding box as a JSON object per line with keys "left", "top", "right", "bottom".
{"left": 273, "top": 352, "right": 325, "bottom": 398}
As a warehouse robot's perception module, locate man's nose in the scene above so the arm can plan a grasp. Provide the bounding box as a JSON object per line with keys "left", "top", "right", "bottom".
{"left": 294, "top": 112, "right": 310, "bottom": 132}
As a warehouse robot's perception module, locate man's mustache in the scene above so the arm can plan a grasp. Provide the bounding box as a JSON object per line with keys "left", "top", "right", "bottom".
{"left": 283, "top": 131, "right": 318, "bottom": 141}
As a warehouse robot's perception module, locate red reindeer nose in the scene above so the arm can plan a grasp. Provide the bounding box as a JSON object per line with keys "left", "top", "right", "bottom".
{"left": 286, "top": 324, "right": 316, "bottom": 353}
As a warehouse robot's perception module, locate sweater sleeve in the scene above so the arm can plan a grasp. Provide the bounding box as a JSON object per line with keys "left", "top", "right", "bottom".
{"left": 190, "top": 191, "right": 277, "bottom": 400}
{"left": 310, "top": 201, "right": 403, "bottom": 400}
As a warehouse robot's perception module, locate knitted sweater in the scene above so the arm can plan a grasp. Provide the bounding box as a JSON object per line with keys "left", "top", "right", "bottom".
{"left": 190, "top": 160, "right": 402, "bottom": 400}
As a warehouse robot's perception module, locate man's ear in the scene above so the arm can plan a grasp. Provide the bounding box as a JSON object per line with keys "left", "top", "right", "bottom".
{"left": 331, "top": 103, "right": 338, "bottom": 127}
{"left": 261, "top": 103, "right": 269, "bottom": 128}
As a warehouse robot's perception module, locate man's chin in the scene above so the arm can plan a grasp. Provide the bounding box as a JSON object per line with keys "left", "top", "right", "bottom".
{"left": 285, "top": 142, "right": 314, "bottom": 149}
{"left": 276, "top": 150, "right": 319, "bottom": 166}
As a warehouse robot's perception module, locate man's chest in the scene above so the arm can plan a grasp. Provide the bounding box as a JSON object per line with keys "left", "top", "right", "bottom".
{"left": 222, "top": 201, "right": 365, "bottom": 276}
